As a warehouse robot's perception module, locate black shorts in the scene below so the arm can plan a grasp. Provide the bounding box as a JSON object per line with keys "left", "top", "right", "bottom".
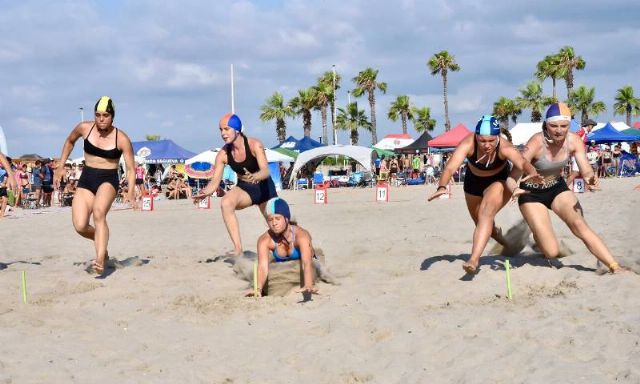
{"left": 518, "top": 176, "right": 570, "bottom": 209}
{"left": 0, "top": 188, "right": 6, "bottom": 198}
{"left": 77, "top": 166, "right": 119, "bottom": 195}
{"left": 135, "top": 178, "right": 144, "bottom": 185}
{"left": 237, "top": 178, "right": 277, "bottom": 205}
{"left": 42, "top": 184, "right": 53, "bottom": 193}
{"left": 463, "top": 165, "right": 510, "bottom": 197}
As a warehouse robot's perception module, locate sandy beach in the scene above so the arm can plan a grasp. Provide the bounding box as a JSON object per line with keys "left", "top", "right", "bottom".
{"left": 1, "top": 177, "right": 639, "bottom": 383}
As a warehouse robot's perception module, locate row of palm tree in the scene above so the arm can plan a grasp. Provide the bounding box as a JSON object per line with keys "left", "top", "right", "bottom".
{"left": 261, "top": 55, "right": 452, "bottom": 146}
{"left": 493, "top": 46, "right": 640, "bottom": 128}
{"left": 262, "top": 46, "right": 639, "bottom": 145}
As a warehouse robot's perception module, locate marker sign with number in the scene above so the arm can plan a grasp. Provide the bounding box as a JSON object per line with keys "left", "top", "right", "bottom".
{"left": 197, "top": 196, "right": 211, "bottom": 209}
{"left": 376, "top": 182, "right": 389, "bottom": 202}
{"left": 573, "top": 177, "right": 585, "bottom": 193}
{"left": 141, "top": 195, "right": 154, "bottom": 211}
{"left": 314, "top": 186, "right": 328, "bottom": 204}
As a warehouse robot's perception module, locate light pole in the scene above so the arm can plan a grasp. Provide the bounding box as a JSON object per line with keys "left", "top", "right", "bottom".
{"left": 79, "top": 107, "right": 84, "bottom": 122}
{"left": 332, "top": 64, "right": 338, "bottom": 145}
{"left": 347, "top": 90, "right": 351, "bottom": 106}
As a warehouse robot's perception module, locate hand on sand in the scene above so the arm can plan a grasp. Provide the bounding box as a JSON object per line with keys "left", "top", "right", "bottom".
{"left": 192, "top": 192, "right": 209, "bottom": 205}
{"left": 427, "top": 189, "right": 448, "bottom": 202}
{"left": 297, "top": 286, "right": 319, "bottom": 295}
{"left": 586, "top": 175, "right": 601, "bottom": 191}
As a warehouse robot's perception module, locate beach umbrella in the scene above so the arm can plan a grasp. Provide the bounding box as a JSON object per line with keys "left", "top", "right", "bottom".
{"left": 184, "top": 161, "right": 215, "bottom": 179}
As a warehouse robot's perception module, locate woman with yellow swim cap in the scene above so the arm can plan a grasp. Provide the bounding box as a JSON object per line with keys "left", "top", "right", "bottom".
{"left": 54, "top": 96, "right": 137, "bottom": 275}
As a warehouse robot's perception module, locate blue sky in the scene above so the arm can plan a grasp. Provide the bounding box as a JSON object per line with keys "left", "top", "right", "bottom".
{"left": 1, "top": 0, "right": 639, "bottom": 158}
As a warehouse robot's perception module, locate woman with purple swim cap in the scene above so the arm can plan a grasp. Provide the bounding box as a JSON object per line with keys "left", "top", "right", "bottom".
{"left": 507, "top": 103, "right": 626, "bottom": 273}
{"left": 193, "top": 113, "right": 277, "bottom": 257}
{"left": 428, "top": 115, "right": 540, "bottom": 274}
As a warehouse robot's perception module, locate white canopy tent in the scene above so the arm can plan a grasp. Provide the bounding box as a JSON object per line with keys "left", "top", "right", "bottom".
{"left": 185, "top": 148, "right": 294, "bottom": 165}
{"left": 289, "top": 145, "right": 374, "bottom": 187}
{"left": 0, "top": 125, "right": 8, "bottom": 155}
{"left": 373, "top": 134, "right": 414, "bottom": 150}
{"left": 510, "top": 122, "right": 542, "bottom": 146}
{"left": 592, "top": 121, "right": 630, "bottom": 132}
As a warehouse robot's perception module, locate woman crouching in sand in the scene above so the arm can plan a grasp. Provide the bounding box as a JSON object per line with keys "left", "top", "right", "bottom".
{"left": 508, "top": 103, "right": 626, "bottom": 273}
{"left": 428, "top": 115, "right": 541, "bottom": 274}
{"left": 246, "top": 197, "right": 318, "bottom": 297}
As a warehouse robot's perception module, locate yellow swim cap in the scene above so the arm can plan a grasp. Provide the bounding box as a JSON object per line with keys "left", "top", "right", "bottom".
{"left": 95, "top": 96, "right": 115, "bottom": 118}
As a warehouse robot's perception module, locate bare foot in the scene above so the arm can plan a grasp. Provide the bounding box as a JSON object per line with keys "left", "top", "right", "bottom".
{"left": 462, "top": 261, "right": 479, "bottom": 274}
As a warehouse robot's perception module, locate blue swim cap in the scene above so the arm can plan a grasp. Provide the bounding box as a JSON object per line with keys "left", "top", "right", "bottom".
{"left": 545, "top": 102, "right": 572, "bottom": 122}
{"left": 265, "top": 197, "right": 290, "bottom": 220}
{"left": 219, "top": 113, "right": 243, "bottom": 132}
{"left": 475, "top": 115, "right": 500, "bottom": 136}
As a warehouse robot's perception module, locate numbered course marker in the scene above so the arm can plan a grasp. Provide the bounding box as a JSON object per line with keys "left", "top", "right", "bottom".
{"left": 376, "top": 182, "right": 389, "bottom": 202}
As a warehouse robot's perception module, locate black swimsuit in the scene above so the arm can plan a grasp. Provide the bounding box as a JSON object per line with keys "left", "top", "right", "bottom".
{"left": 225, "top": 134, "right": 276, "bottom": 205}
{"left": 463, "top": 138, "right": 510, "bottom": 197}
{"left": 78, "top": 124, "right": 122, "bottom": 195}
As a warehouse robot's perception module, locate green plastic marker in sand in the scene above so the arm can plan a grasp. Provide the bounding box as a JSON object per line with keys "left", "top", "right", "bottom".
{"left": 505, "top": 259, "right": 513, "bottom": 300}
{"left": 253, "top": 262, "right": 258, "bottom": 297}
{"left": 21, "top": 271, "right": 27, "bottom": 304}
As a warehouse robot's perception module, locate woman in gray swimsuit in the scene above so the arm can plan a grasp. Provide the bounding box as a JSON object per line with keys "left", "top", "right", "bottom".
{"left": 508, "top": 103, "right": 625, "bottom": 273}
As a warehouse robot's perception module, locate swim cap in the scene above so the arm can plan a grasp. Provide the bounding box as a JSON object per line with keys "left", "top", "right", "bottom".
{"left": 265, "top": 197, "right": 290, "bottom": 220}
{"left": 219, "top": 113, "right": 243, "bottom": 132}
{"left": 475, "top": 115, "right": 500, "bottom": 136}
{"left": 545, "top": 103, "right": 571, "bottom": 122}
{"left": 94, "top": 96, "right": 115, "bottom": 118}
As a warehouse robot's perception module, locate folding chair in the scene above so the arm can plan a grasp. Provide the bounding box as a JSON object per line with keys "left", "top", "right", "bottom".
{"left": 311, "top": 172, "right": 324, "bottom": 188}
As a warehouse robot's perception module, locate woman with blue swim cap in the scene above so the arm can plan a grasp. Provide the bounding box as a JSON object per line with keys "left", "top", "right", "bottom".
{"left": 193, "top": 113, "right": 277, "bottom": 257}
{"left": 246, "top": 197, "right": 319, "bottom": 297}
{"left": 428, "top": 115, "right": 541, "bottom": 274}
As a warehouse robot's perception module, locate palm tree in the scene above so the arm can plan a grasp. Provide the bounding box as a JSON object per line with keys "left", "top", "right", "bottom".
{"left": 535, "top": 54, "right": 562, "bottom": 101}
{"left": 260, "top": 92, "right": 294, "bottom": 144}
{"left": 515, "top": 81, "right": 554, "bottom": 122}
{"left": 556, "top": 46, "right": 586, "bottom": 101}
{"left": 568, "top": 85, "right": 606, "bottom": 124}
{"left": 288, "top": 88, "right": 317, "bottom": 138}
{"left": 336, "top": 102, "right": 371, "bottom": 145}
{"left": 613, "top": 85, "right": 640, "bottom": 127}
{"left": 313, "top": 82, "right": 333, "bottom": 145}
{"left": 411, "top": 106, "right": 437, "bottom": 133}
{"left": 387, "top": 95, "right": 414, "bottom": 134}
{"left": 352, "top": 67, "right": 387, "bottom": 144}
{"left": 318, "top": 70, "right": 342, "bottom": 144}
{"left": 493, "top": 97, "right": 522, "bottom": 130}
{"left": 428, "top": 50, "right": 460, "bottom": 131}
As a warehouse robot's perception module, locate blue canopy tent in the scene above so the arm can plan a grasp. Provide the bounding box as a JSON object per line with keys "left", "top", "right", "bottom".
{"left": 132, "top": 139, "right": 197, "bottom": 164}
{"left": 272, "top": 136, "right": 325, "bottom": 152}
{"left": 587, "top": 123, "right": 640, "bottom": 144}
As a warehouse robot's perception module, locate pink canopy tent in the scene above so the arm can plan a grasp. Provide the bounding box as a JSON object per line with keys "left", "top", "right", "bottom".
{"left": 428, "top": 124, "right": 472, "bottom": 147}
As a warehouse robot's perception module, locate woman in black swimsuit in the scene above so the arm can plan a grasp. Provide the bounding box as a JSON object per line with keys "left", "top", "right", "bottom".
{"left": 55, "top": 96, "right": 137, "bottom": 275}
{"left": 428, "top": 115, "right": 540, "bottom": 274}
{"left": 193, "top": 113, "right": 276, "bottom": 257}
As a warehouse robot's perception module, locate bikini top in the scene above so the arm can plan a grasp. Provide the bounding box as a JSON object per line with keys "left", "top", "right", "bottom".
{"left": 533, "top": 134, "right": 570, "bottom": 175}
{"left": 466, "top": 137, "right": 507, "bottom": 171}
{"left": 225, "top": 134, "right": 259, "bottom": 174}
{"left": 84, "top": 124, "right": 123, "bottom": 160}
{"left": 271, "top": 226, "right": 301, "bottom": 263}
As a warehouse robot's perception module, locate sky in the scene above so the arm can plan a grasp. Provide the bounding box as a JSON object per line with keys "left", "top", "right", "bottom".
{"left": 1, "top": 0, "right": 639, "bottom": 158}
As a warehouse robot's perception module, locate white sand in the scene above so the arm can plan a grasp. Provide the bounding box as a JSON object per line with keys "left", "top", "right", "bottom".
{"left": 1, "top": 177, "right": 639, "bottom": 383}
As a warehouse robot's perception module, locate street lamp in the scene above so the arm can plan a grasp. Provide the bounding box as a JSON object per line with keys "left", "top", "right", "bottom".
{"left": 332, "top": 64, "right": 338, "bottom": 145}
{"left": 79, "top": 107, "right": 84, "bottom": 122}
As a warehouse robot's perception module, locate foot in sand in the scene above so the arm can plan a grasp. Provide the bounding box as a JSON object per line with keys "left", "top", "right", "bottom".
{"left": 462, "top": 260, "right": 479, "bottom": 274}
{"left": 488, "top": 219, "right": 531, "bottom": 257}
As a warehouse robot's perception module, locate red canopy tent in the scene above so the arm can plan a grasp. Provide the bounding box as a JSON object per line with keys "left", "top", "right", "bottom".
{"left": 428, "top": 123, "right": 472, "bottom": 147}
{"left": 633, "top": 121, "right": 640, "bottom": 129}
